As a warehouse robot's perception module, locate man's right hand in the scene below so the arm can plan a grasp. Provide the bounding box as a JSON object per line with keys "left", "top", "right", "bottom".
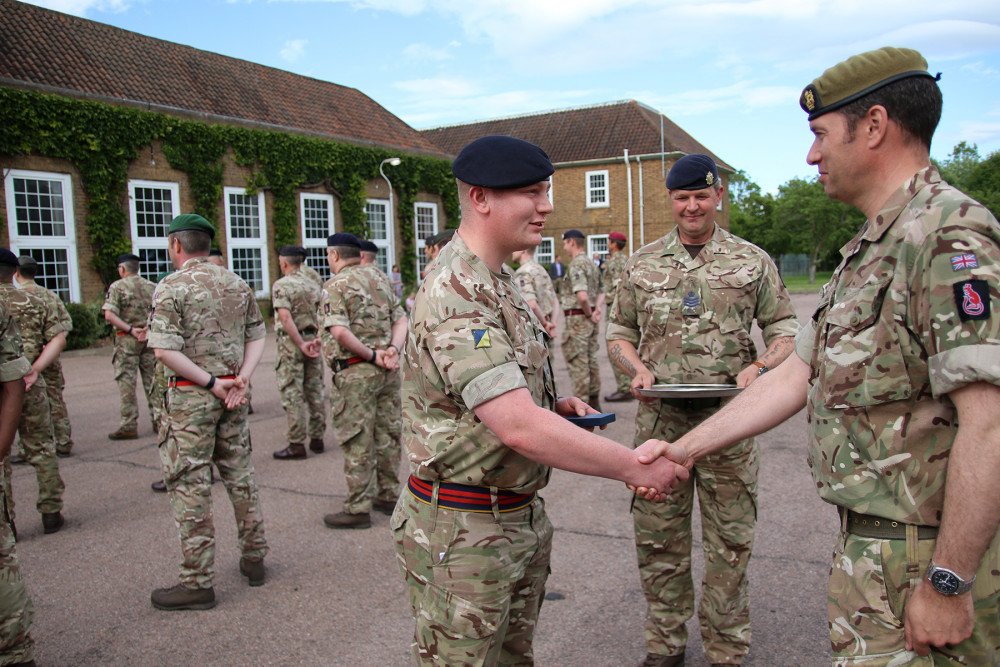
{"left": 630, "top": 368, "right": 658, "bottom": 403}
{"left": 23, "top": 369, "right": 38, "bottom": 392}
{"left": 629, "top": 445, "right": 691, "bottom": 500}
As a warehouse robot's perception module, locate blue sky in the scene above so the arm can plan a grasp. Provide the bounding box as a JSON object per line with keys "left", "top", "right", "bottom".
{"left": 23, "top": 0, "right": 1000, "bottom": 194}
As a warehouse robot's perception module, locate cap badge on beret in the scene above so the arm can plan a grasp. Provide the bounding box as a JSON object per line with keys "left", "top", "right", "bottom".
{"left": 802, "top": 89, "right": 816, "bottom": 112}
{"left": 705, "top": 172, "right": 714, "bottom": 186}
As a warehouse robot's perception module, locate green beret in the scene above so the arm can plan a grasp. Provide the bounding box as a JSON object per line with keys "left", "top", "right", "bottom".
{"left": 800, "top": 46, "right": 937, "bottom": 120}
{"left": 168, "top": 214, "right": 216, "bottom": 239}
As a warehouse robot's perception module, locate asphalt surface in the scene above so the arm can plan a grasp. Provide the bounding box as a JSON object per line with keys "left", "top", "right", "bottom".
{"left": 12, "top": 291, "right": 836, "bottom": 666}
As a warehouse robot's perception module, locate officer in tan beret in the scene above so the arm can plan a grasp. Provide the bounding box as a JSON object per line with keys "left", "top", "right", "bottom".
{"left": 634, "top": 47, "right": 1000, "bottom": 664}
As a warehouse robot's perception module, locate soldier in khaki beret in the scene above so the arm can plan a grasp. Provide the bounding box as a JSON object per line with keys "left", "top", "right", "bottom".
{"left": 636, "top": 47, "right": 1000, "bottom": 664}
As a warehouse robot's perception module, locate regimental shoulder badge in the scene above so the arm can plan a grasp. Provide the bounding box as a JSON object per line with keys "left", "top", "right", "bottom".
{"left": 472, "top": 329, "right": 492, "bottom": 349}
{"left": 324, "top": 302, "right": 330, "bottom": 314}
{"left": 706, "top": 172, "right": 714, "bottom": 186}
{"left": 953, "top": 279, "right": 990, "bottom": 322}
{"left": 951, "top": 253, "right": 978, "bottom": 271}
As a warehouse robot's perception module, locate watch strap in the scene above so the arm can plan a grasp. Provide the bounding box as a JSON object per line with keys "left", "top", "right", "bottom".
{"left": 926, "top": 559, "right": 975, "bottom": 595}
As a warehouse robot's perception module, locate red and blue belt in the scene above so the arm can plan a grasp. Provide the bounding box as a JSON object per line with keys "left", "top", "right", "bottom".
{"left": 168, "top": 375, "right": 236, "bottom": 387}
{"left": 407, "top": 475, "right": 535, "bottom": 513}
{"left": 333, "top": 356, "right": 366, "bottom": 373}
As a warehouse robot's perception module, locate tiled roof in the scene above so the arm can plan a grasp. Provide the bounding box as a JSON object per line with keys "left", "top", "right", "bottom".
{"left": 0, "top": 0, "right": 447, "bottom": 157}
{"left": 422, "top": 100, "right": 733, "bottom": 171}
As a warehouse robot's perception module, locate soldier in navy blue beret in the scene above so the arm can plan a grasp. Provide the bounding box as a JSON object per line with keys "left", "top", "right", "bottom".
{"left": 452, "top": 135, "right": 554, "bottom": 189}
{"left": 666, "top": 154, "right": 720, "bottom": 191}
{"left": 117, "top": 253, "right": 141, "bottom": 265}
{"left": 0, "top": 249, "right": 20, "bottom": 267}
{"left": 562, "top": 229, "right": 585, "bottom": 240}
{"left": 277, "top": 245, "right": 307, "bottom": 258}
{"left": 327, "top": 233, "right": 360, "bottom": 249}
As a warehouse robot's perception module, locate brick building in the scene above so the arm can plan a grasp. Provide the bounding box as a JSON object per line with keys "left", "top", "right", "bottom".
{"left": 0, "top": 0, "right": 453, "bottom": 303}
{"left": 422, "top": 101, "right": 734, "bottom": 265}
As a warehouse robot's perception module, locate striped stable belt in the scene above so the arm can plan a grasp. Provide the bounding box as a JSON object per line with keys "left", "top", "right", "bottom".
{"left": 168, "top": 375, "right": 236, "bottom": 388}
{"left": 332, "top": 356, "right": 366, "bottom": 373}
{"left": 116, "top": 331, "right": 129, "bottom": 336}
{"left": 407, "top": 475, "right": 536, "bottom": 513}
{"left": 563, "top": 309, "right": 585, "bottom": 316}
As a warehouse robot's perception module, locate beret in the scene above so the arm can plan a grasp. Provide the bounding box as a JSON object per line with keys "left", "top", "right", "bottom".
{"left": 17, "top": 255, "right": 38, "bottom": 269}
{"left": 358, "top": 240, "right": 379, "bottom": 254}
{"left": 117, "top": 253, "right": 140, "bottom": 264}
{"left": 563, "top": 229, "right": 585, "bottom": 240}
{"left": 608, "top": 231, "right": 627, "bottom": 242}
{"left": 209, "top": 248, "right": 224, "bottom": 257}
{"left": 327, "top": 232, "right": 360, "bottom": 248}
{"left": 277, "top": 245, "right": 307, "bottom": 257}
{"left": 453, "top": 135, "right": 554, "bottom": 190}
{"left": 0, "top": 249, "right": 19, "bottom": 267}
{"left": 800, "top": 46, "right": 936, "bottom": 120}
{"left": 168, "top": 214, "right": 216, "bottom": 239}
{"left": 666, "top": 154, "right": 719, "bottom": 191}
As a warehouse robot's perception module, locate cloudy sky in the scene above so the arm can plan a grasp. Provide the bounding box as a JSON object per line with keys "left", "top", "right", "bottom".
{"left": 23, "top": 0, "right": 1000, "bottom": 193}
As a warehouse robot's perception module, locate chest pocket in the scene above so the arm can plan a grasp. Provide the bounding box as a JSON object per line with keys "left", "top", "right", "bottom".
{"left": 633, "top": 272, "right": 682, "bottom": 330}
{"left": 819, "top": 278, "right": 912, "bottom": 408}
{"left": 706, "top": 266, "right": 759, "bottom": 334}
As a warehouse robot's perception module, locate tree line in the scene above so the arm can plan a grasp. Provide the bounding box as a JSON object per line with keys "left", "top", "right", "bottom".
{"left": 729, "top": 142, "right": 1000, "bottom": 282}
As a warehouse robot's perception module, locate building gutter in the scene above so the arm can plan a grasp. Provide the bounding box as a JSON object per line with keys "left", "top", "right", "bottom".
{"left": 623, "top": 148, "right": 634, "bottom": 255}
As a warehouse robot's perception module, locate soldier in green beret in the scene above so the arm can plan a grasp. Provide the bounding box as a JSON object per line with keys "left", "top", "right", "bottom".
{"left": 636, "top": 46, "right": 1000, "bottom": 664}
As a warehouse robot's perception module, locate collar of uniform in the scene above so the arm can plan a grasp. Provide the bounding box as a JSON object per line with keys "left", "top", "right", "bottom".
{"left": 659, "top": 224, "right": 731, "bottom": 257}
{"left": 859, "top": 164, "right": 941, "bottom": 246}
{"left": 448, "top": 231, "right": 513, "bottom": 285}
{"left": 181, "top": 256, "right": 212, "bottom": 269}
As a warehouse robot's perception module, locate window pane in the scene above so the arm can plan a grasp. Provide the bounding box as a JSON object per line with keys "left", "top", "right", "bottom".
{"left": 366, "top": 202, "right": 387, "bottom": 241}
{"left": 229, "top": 193, "right": 261, "bottom": 239}
{"left": 306, "top": 247, "right": 331, "bottom": 282}
{"left": 231, "top": 248, "right": 264, "bottom": 292}
{"left": 24, "top": 248, "right": 71, "bottom": 300}
{"left": 415, "top": 204, "right": 436, "bottom": 239}
{"left": 138, "top": 248, "right": 172, "bottom": 282}
{"left": 377, "top": 247, "right": 388, "bottom": 274}
{"left": 13, "top": 177, "right": 67, "bottom": 237}
{"left": 134, "top": 187, "right": 174, "bottom": 239}
{"left": 303, "top": 197, "right": 331, "bottom": 241}
{"left": 536, "top": 238, "right": 554, "bottom": 265}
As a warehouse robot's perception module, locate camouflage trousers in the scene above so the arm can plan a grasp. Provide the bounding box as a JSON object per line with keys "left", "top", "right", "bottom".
{"left": 632, "top": 401, "right": 758, "bottom": 664}
{"left": 275, "top": 333, "right": 325, "bottom": 444}
{"left": 330, "top": 363, "right": 400, "bottom": 514}
{"left": 14, "top": 380, "right": 64, "bottom": 516}
{"left": 828, "top": 524, "right": 1000, "bottom": 665}
{"left": 41, "top": 361, "right": 72, "bottom": 456}
{"left": 561, "top": 314, "right": 600, "bottom": 401}
{"left": 150, "top": 361, "right": 167, "bottom": 434}
{"left": 113, "top": 336, "right": 159, "bottom": 433}
{"left": 158, "top": 385, "right": 268, "bottom": 589}
{"left": 0, "top": 474, "right": 33, "bottom": 666}
{"left": 392, "top": 491, "right": 552, "bottom": 667}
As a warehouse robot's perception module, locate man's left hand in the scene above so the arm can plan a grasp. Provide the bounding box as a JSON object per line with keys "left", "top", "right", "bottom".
{"left": 904, "top": 579, "right": 975, "bottom": 656}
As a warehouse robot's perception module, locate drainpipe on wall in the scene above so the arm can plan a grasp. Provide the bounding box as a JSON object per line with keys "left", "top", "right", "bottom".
{"left": 636, "top": 154, "right": 645, "bottom": 249}
{"left": 623, "top": 148, "right": 633, "bottom": 255}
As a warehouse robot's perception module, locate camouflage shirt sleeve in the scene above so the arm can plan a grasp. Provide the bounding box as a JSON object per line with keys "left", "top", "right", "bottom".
{"left": 147, "top": 279, "right": 185, "bottom": 351}
{"left": 606, "top": 255, "right": 641, "bottom": 346}
{"left": 0, "top": 303, "right": 31, "bottom": 383}
{"left": 515, "top": 268, "right": 538, "bottom": 303}
{"left": 102, "top": 280, "right": 123, "bottom": 317}
{"left": 322, "top": 275, "right": 355, "bottom": 331}
{"left": 243, "top": 287, "right": 266, "bottom": 343}
{"left": 751, "top": 252, "right": 800, "bottom": 345}
{"left": 271, "top": 277, "right": 293, "bottom": 312}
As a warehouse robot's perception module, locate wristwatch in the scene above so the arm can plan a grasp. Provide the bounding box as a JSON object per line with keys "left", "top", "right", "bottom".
{"left": 926, "top": 560, "right": 975, "bottom": 595}
{"left": 752, "top": 361, "right": 768, "bottom": 376}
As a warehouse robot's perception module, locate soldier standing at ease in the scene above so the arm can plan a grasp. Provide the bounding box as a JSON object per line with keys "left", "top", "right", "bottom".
{"left": 601, "top": 232, "right": 633, "bottom": 403}
{"left": 15, "top": 256, "right": 74, "bottom": 458}
{"left": 0, "top": 251, "right": 66, "bottom": 535}
{"left": 512, "top": 245, "right": 558, "bottom": 353}
{"left": 103, "top": 253, "right": 159, "bottom": 440}
{"left": 0, "top": 259, "right": 38, "bottom": 667}
{"left": 607, "top": 154, "right": 798, "bottom": 667}
{"left": 148, "top": 214, "right": 268, "bottom": 610}
{"left": 271, "top": 245, "right": 325, "bottom": 459}
{"left": 558, "top": 228, "right": 603, "bottom": 409}
{"left": 321, "top": 233, "right": 407, "bottom": 529}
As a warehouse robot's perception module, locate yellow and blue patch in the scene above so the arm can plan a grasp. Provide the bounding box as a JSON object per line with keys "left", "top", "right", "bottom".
{"left": 473, "top": 329, "right": 492, "bottom": 349}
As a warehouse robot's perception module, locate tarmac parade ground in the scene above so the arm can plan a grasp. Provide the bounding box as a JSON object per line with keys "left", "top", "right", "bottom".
{"left": 11, "top": 292, "right": 836, "bottom": 666}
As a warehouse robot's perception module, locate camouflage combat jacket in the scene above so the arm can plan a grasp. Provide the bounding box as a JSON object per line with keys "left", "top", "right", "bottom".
{"left": 558, "top": 252, "right": 602, "bottom": 311}
{"left": 103, "top": 274, "right": 155, "bottom": 328}
{"left": 0, "top": 282, "right": 61, "bottom": 364}
{"left": 402, "top": 233, "right": 556, "bottom": 493}
{"left": 147, "top": 257, "right": 266, "bottom": 378}
{"left": 299, "top": 262, "right": 324, "bottom": 288}
{"left": 0, "top": 297, "right": 31, "bottom": 384}
{"left": 21, "top": 282, "right": 72, "bottom": 335}
{"left": 602, "top": 250, "right": 628, "bottom": 297}
{"left": 514, "top": 257, "right": 557, "bottom": 320}
{"left": 271, "top": 270, "right": 320, "bottom": 335}
{"left": 320, "top": 263, "right": 403, "bottom": 361}
{"left": 607, "top": 225, "right": 798, "bottom": 384}
{"left": 797, "top": 166, "right": 1000, "bottom": 526}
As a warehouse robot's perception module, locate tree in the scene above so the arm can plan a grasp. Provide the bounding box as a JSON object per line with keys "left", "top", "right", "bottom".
{"left": 727, "top": 170, "right": 781, "bottom": 258}
{"left": 936, "top": 141, "right": 981, "bottom": 193}
{"left": 966, "top": 149, "right": 1000, "bottom": 220}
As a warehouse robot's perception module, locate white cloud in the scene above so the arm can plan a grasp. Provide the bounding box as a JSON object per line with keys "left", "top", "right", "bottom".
{"left": 279, "top": 38, "right": 308, "bottom": 63}
{"left": 401, "top": 42, "right": 456, "bottom": 62}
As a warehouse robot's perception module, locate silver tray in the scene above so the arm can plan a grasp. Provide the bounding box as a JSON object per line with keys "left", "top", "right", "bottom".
{"left": 637, "top": 383, "right": 743, "bottom": 398}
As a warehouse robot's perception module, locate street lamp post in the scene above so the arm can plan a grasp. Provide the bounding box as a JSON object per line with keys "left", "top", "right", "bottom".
{"left": 379, "top": 157, "right": 401, "bottom": 273}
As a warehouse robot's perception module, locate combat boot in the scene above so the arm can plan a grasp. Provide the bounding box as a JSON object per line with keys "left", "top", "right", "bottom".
{"left": 108, "top": 428, "right": 138, "bottom": 440}
{"left": 273, "top": 443, "right": 306, "bottom": 460}
{"left": 150, "top": 584, "right": 216, "bottom": 611}
{"left": 41, "top": 512, "right": 63, "bottom": 534}
{"left": 588, "top": 395, "right": 602, "bottom": 412}
{"left": 239, "top": 557, "right": 266, "bottom": 587}
{"left": 308, "top": 438, "right": 325, "bottom": 453}
{"left": 323, "top": 512, "right": 371, "bottom": 529}
{"left": 640, "top": 653, "right": 684, "bottom": 667}
{"left": 151, "top": 479, "right": 167, "bottom": 493}
{"left": 373, "top": 499, "right": 396, "bottom": 516}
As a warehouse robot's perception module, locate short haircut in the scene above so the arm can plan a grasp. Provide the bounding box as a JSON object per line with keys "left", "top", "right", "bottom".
{"left": 120, "top": 260, "right": 140, "bottom": 274}
{"left": 0, "top": 265, "right": 15, "bottom": 281}
{"left": 16, "top": 265, "right": 37, "bottom": 279}
{"left": 282, "top": 255, "right": 303, "bottom": 268}
{"left": 565, "top": 236, "right": 585, "bottom": 249}
{"left": 169, "top": 230, "right": 212, "bottom": 255}
{"left": 610, "top": 239, "right": 626, "bottom": 251}
{"left": 838, "top": 76, "right": 942, "bottom": 150}
{"left": 331, "top": 245, "right": 360, "bottom": 260}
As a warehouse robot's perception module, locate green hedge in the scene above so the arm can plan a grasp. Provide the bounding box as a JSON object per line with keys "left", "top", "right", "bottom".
{"left": 65, "top": 302, "right": 113, "bottom": 350}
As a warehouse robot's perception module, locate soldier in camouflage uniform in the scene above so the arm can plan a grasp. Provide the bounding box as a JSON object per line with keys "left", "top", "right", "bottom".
{"left": 637, "top": 48, "right": 1000, "bottom": 665}
{"left": 271, "top": 245, "right": 325, "bottom": 459}
{"left": 103, "top": 253, "right": 159, "bottom": 440}
{"left": 512, "top": 246, "right": 558, "bottom": 357}
{"left": 393, "top": 135, "right": 689, "bottom": 667}
{"left": 15, "top": 256, "right": 74, "bottom": 458}
{"left": 558, "top": 229, "right": 604, "bottom": 409}
{"left": 607, "top": 154, "right": 798, "bottom": 667}
{"left": 299, "top": 260, "right": 324, "bottom": 289}
{"left": 0, "top": 257, "right": 67, "bottom": 535}
{"left": 148, "top": 214, "right": 269, "bottom": 610}
{"left": 320, "top": 234, "right": 407, "bottom": 530}
{"left": 0, "top": 252, "right": 37, "bottom": 666}
{"left": 601, "top": 232, "right": 634, "bottom": 403}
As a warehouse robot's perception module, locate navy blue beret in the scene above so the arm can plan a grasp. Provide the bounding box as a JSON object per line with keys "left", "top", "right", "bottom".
{"left": 327, "top": 233, "right": 360, "bottom": 248}
{"left": 0, "top": 249, "right": 18, "bottom": 267}
{"left": 453, "top": 135, "right": 554, "bottom": 189}
{"left": 562, "top": 229, "right": 585, "bottom": 240}
{"left": 278, "top": 245, "right": 307, "bottom": 257}
{"left": 117, "top": 253, "right": 140, "bottom": 264}
{"left": 358, "top": 240, "right": 379, "bottom": 254}
{"left": 209, "top": 248, "right": 224, "bottom": 257}
{"left": 666, "top": 154, "right": 719, "bottom": 191}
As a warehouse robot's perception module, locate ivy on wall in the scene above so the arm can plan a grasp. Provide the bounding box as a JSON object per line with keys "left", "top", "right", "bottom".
{"left": 0, "top": 87, "right": 459, "bottom": 287}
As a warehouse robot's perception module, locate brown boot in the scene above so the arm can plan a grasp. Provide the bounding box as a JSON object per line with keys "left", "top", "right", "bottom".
{"left": 604, "top": 391, "right": 634, "bottom": 402}
{"left": 150, "top": 584, "right": 216, "bottom": 611}
{"left": 323, "top": 512, "right": 371, "bottom": 529}
{"left": 108, "top": 428, "right": 138, "bottom": 440}
{"left": 588, "top": 395, "right": 602, "bottom": 412}
{"left": 273, "top": 443, "right": 307, "bottom": 460}
{"left": 308, "top": 438, "right": 325, "bottom": 453}
{"left": 151, "top": 479, "right": 167, "bottom": 493}
{"left": 373, "top": 499, "right": 396, "bottom": 516}
{"left": 41, "top": 512, "right": 64, "bottom": 534}
{"left": 239, "top": 557, "right": 266, "bottom": 587}
{"left": 640, "top": 653, "right": 684, "bottom": 667}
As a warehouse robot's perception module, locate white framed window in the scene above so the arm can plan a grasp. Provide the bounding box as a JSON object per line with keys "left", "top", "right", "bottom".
{"left": 588, "top": 234, "right": 609, "bottom": 265}
{"left": 301, "top": 192, "right": 335, "bottom": 283}
{"left": 365, "top": 199, "right": 393, "bottom": 274}
{"left": 536, "top": 237, "right": 555, "bottom": 266}
{"left": 586, "top": 170, "right": 609, "bottom": 208}
{"left": 4, "top": 169, "right": 80, "bottom": 301}
{"left": 414, "top": 202, "right": 438, "bottom": 280}
{"left": 128, "top": 180, "right": 178, "bottom": 281}
{"left": 224, "top": 187, "right": 269, "bottom": 296}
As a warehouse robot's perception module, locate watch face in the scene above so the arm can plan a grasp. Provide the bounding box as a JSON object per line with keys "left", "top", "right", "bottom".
{"left": 930, "top": 569, "right": 960, "bottom": 595}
